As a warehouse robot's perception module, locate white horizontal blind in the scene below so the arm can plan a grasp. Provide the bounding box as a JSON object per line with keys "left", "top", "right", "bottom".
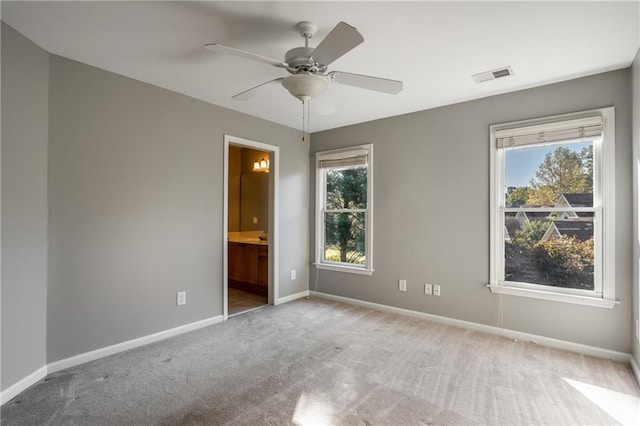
{"left": 318, "top": 155, "right": 367, "bottom": 169}
{"left": 496, "top": 115, "right": 603, "bottom": 148}
{"left": 318, "top": 149, "right": 368, "bottom": 169}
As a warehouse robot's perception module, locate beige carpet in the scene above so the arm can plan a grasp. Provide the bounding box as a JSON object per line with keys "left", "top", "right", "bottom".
{"left": 1, "top": 297, "right": 638, "bottom": 425}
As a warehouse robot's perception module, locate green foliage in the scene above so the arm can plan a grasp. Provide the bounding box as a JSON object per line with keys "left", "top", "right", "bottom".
{"left": 506, "top": 186, "right": 530, "bottom": 207}
{"left": 324, "top": 212, "right": 365, "bottom": 264}
{"left": 581, "top": 146, "right": 593, "bottom": 191}
{"left": 526, "top": 186, "right": 557, "bottom": 206}
{"left": 504, "top": 220, "right": 551, "bottom": 282}
{"left": 324, "top": 246, "right": 365, "bottom": 264}
{"left": 324, "top": 167, "right": 367, "bottom": 264}
{"left": 526, "top": 146, "right": 593, "bottom": 205}
{"left": 506, "top": 220, "right": 593, "bottom": 289}
{"left": 532, "top": 236, "right": 594, "bottom": 289}
{"left": 326, "top": 168, "right": 367, "bottom": 210}
{"left": 512, "top": 220, "right": 550, "bottom": 250}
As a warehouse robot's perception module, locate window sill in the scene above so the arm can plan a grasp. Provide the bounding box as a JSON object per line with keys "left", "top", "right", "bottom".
{"left": 313, "top": 263, "right": 373, "bottom": 276}
{"left": 488, "top": 284, "right": 618, "bottom": 309}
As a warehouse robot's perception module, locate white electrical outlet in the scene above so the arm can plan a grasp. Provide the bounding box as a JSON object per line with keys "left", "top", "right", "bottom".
{"left": 424, "top": 283, "right": 433, "bottom": 295}
{"left": 252, "top": 217, "right": 258, "bottom": 224}
{"left": 290, "top": 269, "right": 296, "bottom": 280}
{"left": 399, "top": 280, "right": 407, "bottom": 292}
{"left": 176, "top": 291, "right": 186, "bottom": 306}
{"left": 433, "top": 285, "right": 441, "bottom": 296}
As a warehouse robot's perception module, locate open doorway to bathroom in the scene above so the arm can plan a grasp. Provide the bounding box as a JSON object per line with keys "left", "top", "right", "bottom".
{"left": 223, "top": 135, "right": 279, "bottom": 319}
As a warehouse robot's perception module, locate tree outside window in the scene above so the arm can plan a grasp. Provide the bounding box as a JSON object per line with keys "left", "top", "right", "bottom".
{"left": 324, "top": 167, "right": 367, "bottom": 264}
{"left": 491, "top": 108, "right": 615, "bottom": 307}
{"left": 316, "top": 145, "right": 373, "bottom": 274}
{"left": 504, "top": 142, "right": 595, "bottom": 290}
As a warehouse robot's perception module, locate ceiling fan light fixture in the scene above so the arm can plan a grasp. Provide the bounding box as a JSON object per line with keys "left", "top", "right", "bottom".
{"left": 281, "top": 74, "right": 329, "bottom": 102}
{"left": 208, "top": 20, "right": 403, "bottom": 107}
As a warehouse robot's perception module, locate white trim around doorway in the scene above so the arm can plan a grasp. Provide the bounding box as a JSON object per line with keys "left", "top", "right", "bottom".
{"left": 223, "top": 135, "right": 280, "bottom": 321}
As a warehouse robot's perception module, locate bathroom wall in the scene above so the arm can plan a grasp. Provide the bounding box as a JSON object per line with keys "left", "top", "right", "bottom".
{"left": 227, "top": 146, "right": 270, "bottom": 233}
{"left": 228, "top": 146, "right": 241, "bottom": 232}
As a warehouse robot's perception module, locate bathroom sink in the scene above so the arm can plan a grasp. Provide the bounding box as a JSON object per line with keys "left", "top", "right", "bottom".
{"left": 227, "top": 232, "right": 268, "bottom": 245}
{"left": 228, "top": 236, "right": 267, "bottom": 245}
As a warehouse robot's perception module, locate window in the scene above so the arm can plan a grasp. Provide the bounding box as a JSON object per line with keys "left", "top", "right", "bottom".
{"left": 489, "top": 108, "right": 617, "bottom": 308}
{"left": 315, "top": 144, "right": 373, "bottom": 274}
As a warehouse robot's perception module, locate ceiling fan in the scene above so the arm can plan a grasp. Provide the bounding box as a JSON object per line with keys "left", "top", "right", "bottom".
{"left": 205, "top": 21, "right": 403, "bottom": 103}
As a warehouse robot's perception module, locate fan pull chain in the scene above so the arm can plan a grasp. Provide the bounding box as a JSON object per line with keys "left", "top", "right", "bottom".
{"left": 307, "top": 99, "right": 311, "bottom": 143}
{"left": 302, "top": 100, "right": 306, "bottom": 142}
{"left": 301, "top": 100, "right": 311, "bottom": 142}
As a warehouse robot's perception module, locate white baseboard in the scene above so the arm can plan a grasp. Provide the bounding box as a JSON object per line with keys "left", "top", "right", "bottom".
{"left": 277, "top": 290, "right": 309, "bottom": 305}
{"left": 48, "top": 315, "right": 223, "bottom": 374}
{"left": 2, "top": 315, "right": 224, "bottom": 406}
{"left": 1, "top": 365, "right": 47, "bottom": 405}
{"left": 310, "top": 291, "right": 631, "bottom": 364}
{"left": 631, "top": 356, "right": 640, "bottom": 387}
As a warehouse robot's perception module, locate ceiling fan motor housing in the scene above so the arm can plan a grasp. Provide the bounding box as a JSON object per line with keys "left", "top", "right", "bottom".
{"left": 285, "top": 47, "right": 326, "bottom": 73}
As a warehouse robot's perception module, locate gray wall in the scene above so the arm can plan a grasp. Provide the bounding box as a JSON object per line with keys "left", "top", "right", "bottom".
{"left": 47, "top": 55, "right": 309, "bottom": 362}
{"left": 1, "top": 23, "right": 49, "bottom": 390}
{"left": 632, "top": 48, "right": 640, "bottom": 367}
{"left": 310, "top": 69, "right": 633, "bottom": 353}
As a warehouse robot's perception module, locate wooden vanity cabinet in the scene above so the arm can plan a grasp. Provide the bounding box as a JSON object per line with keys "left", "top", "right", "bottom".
{"left": 228, "top": 242, "right": 268, "bottom": 297}
{"left": 228, "top": 242, "right": 244, "bottom": 282}
{"left": 258, "top": 246, "right": 268, "bottom": 287}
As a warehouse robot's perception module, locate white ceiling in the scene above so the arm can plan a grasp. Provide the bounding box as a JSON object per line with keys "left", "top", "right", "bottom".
{"left": 3, "top": 1, "right": 639, "bottom": 132}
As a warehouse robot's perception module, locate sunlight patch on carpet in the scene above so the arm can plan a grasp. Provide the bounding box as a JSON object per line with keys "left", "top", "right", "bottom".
{"left": 563, "top": 377, "right": 640, "bottom": 425}
{"left": 292, "top": 392, "right": 335, "bottom": 426}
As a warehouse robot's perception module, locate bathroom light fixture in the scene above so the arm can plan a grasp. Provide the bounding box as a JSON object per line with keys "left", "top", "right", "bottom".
{"left": 253, "top": 157, "right": 270, "bottom": 172}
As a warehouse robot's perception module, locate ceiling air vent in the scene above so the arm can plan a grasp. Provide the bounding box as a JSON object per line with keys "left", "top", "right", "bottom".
{"left": 472, "top": 66, "right": 514, "bottom": 83}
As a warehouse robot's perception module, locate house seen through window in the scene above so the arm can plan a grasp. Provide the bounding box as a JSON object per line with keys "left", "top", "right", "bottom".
{"left": 490, "top": 108, "right": 616, "bottom": 307}
{"left": 504, "top": 142, "right": 595, "bottom": 289}
{"left": 315, "top": 144, "right": 373, "bottom": 275}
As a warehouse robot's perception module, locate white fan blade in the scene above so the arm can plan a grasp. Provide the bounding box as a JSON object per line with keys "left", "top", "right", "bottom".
{"left": 310, "top": 22, "right": 363, "bottom": 67}
{"left": 232, "top": 78, "right": 284, "bottom": 101}
{"left": 205, "top": 43, "right": 287, "bottom": 68}
{"left": 329, "top": 71, "right": 403, "bottom": 94}
{"left": 311, "top": 92, "right": 336, "bottom": 116}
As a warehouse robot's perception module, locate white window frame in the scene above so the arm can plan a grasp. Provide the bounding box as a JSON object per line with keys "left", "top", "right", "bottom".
{"left": 315, "top": 144, "right": 373, "bottom": 275}
{"left": 489, "top": 107, "right": 617, "bottom": 308}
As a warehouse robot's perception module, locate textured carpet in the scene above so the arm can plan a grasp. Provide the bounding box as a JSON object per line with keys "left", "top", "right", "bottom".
{"left": 2, "top": 297, "right": 638, "bottom": 425}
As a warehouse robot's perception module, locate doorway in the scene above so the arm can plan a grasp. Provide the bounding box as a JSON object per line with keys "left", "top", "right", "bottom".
{"left": 223, "top": 135, "right": 279, "bottom": 320}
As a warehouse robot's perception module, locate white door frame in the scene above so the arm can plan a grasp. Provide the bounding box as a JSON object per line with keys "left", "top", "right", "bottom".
{"left": 223, "top": 134, "right": 279, "bottom": 320}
